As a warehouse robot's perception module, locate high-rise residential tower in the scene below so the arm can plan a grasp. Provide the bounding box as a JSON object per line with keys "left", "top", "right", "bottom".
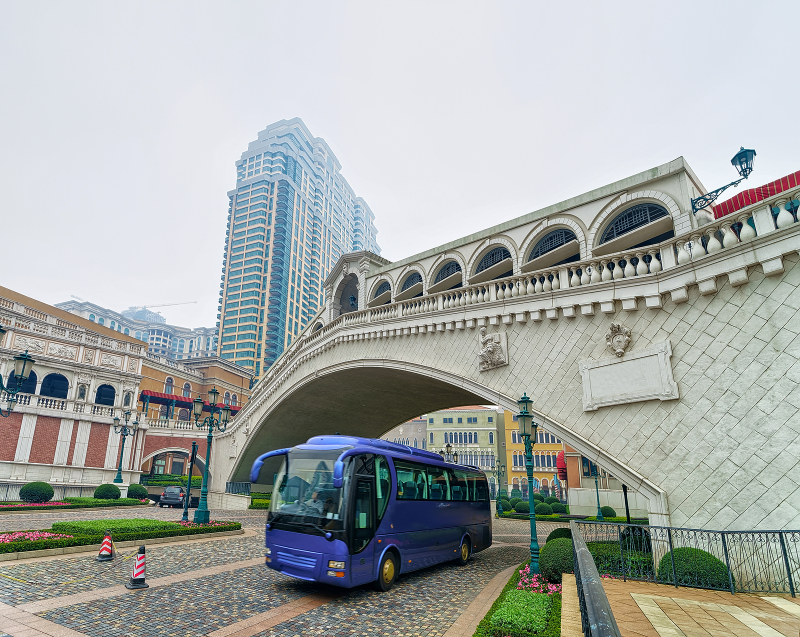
{"left": 217, "top": 118, "right": 381, "bottom": 377}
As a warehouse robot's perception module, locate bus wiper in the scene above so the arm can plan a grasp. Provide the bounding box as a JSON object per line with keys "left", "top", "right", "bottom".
{"left": 297, "top": 520, "right": 334, "bottom": 537}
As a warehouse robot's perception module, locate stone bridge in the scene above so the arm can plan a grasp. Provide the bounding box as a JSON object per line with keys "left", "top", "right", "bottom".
{"left": 210, "top": 158, "right": 800, "bottom": 530}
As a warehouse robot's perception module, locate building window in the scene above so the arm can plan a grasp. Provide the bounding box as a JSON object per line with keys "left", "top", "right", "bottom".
{"left": 164, "top": 377, "right": 174, "bottom": 395}
{"left": 488, "top": 416, "right": 493, "bottom": 422}
{"left": 89, "top": 314, "right": 95, "bottom": 321}
{"left": 231, "top": 394, "right": 237, "bottom": 407}
{"left": 182, "top": 383, "right": 191, "bottom": 398}
{"left": 98, "top": 318, "right": 105, "bottom": 325}
{"left": 77, "top": 384, "right": 87, "bottom": 401}
{"left": 123, "top": 392, "right": 132, "bottom": 407}
{"left": 468, "top": 432, "right": 473, "bottom": 444}
{"left": 457, "top": 417, "right": 462, "bottom": 423}
{"left": 224, "top": 392, "right": 231, "bottom": 405}
{"left": 599, "top": 203, "right": 670, "bottom": 245}
{"left": 374, "top": 281, "right": 391, "bottom": 298}
{"left": 400, "top": 272, "right": 422, "bottom": 292}
{"left": 489, "top": 432, "right": 494, "bottom": 444}
{"left": 433, "top": 260, "right": 462, "bottom": 284}
{"left": 528, "top": 229, "right": 578, "bottom": 262}
{"left": 429, "top": 432, "right": 434, "bottom": 444}
{"left": 428, "top": 418, "right": 433, "bottom": 424}
{"left": 178, "top": 408, "right": 189, "bottom": 422}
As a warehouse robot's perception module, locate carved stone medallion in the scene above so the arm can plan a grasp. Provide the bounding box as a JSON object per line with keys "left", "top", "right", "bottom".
{"left": 84, "top": 349, "right": 95, "bottom": 364}
{"left": 605, "top": 323, "right": 631, "bottom": 357}
{"left": 128, "top": 359, "right": 138, "bottom": 372}
{"left": 478, "top": 327, "right": 508, "bottom": 372}
{"left": 14, "top": 335, "right": 45, "bottom": 354}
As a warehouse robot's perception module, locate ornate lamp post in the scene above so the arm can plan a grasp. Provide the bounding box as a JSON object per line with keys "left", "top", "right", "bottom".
{"left": 691, "top": 147, "right": 756, "bottom": 215}
{"left": 495, "top": 460, "right": 506, "bottom": 516}
{"left": 112, "top": 410, "right": 139, "bottom": 484}
{"left": 181, "top": 440, "right": 198, "bottom": 523}
{"left": 517, "top": 392, "right": 540, "bottom": 573}
{"left": 592, "top": 464, "right": 604, "bottom": 521}
{"left": 191, "top": 387, "right": 231, "bottom": 524}
{"left": 0, "top": 341, "right": 36, "bottom": 418}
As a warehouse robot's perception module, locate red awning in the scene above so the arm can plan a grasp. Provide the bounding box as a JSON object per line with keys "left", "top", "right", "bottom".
{"left": 138, "top": 390, "right": 241, "bottom": 414}
{"left": 556, "top": 451, "right": 567, "bottom": 480}
{"left": 714, "top": 170, "right": 800, "bottom": 219}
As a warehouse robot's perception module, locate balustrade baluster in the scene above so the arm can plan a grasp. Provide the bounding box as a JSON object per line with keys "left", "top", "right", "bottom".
{"left": 570, "top": 269, "right": 581, "bottom": 287}
{"left": 721, "top": 223, "right": 739, "bottom": 248}
{"left": 706, "top": 227, "right": 723, "bottom": 254}
{"left": 624, "top": 255, "right": 636, "bottom": 278}
{"left": 600, "top": 260, "right": 612, "bottom": 282}
{"left": 738, "top": 214, "right": 757, "bottom": 242}
{"left": 677, "top": 241, "right": 692, "bottom": 264}
{"left": 542, "top": 275, "right": 551, "bottom": 292}
{"left": 526, "top": 277, "right": 535, "bottom": 295}
{"left": 648, "top": 250, "right": 661, "bottom": 273}
{"left": 551, "top": 271, "right": 560, "bottom": 290}
{"left": 635, "top": 252, "right": 648, "bottom": 276}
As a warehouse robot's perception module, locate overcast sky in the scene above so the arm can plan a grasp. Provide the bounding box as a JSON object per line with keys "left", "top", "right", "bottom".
{"left": 1, "top": 1, "right": 797, "bottom": 329}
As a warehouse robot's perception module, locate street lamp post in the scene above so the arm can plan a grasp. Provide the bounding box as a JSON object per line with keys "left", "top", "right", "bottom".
{"left": 181, "top": 440, "right": 198, "bottom": 523}
{"left": 495, "top": 461, "right": 506, "bottom": 516}
{"left": 191, "top": 387, "right": 231, "bottom": 524}
{"left": 0, "top": 340, "right": 36, "bottom": 418}
{"left": 112, "top": 410, "right": 139, "bottom": 484}
{"left": 517, "top": 393, "right": 540, "bottom": 573}
{"left": 593, "top": 464, "right": 604, "bottom": 521}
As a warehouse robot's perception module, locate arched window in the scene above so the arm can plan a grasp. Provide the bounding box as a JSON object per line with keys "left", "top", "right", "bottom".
{"left": 159, "top": 404, "right": 169, "bottom": 420}
{"left": 429, "top": 432, "right": 434, "bottom": 444}
{"left": 401, "top": 272, "right": 422, "bottom": 292}
{"left": 40, "top": 373, "right": 68, "bottom": 399}
{"left": 546, "top": 455, "right": 552, "bottom": 467}
{"left": 164, "top": 377, "right": 174, "bottom": 395}
{"left": 89, "top": 314, "right": 95, "bottom": 322}
{"left": 414, "top": 438, "right": 418, "bottom": 448}
{"left": 123, "top": 392, "right": 132, "bottom": 407}
{"left": 434, "top": 260, "right": 462, "bottom": 285}
{"left": 95, "top": 384, "right": 116, "bottom": 406}
{"left": 178, "top": 408, "right": 189, "bottom": 422}
{"left": 110, "top": 321, "right": 116, "bottom": 330}
{"left": 600, "top": 203, "right": 671, "bottom": 245}
{"left": 489, "top": 432, "right": 494, "bottom": 444}
{"left": 77, "top": 384, "right": 87, "bottom": 400}
{"left": 231, "top": 394, "right": 238, "bottom": 407}
{"left": 468, "top": 432, "right": 473, "bottom": 444}
{"left": 475, "top": 247, "right": 512, "bottom": 277}
{"left": 374, "top": 281, "right": 391, "bottom": 298}
{"left": 541, "top": 478, "right": 549, "bottom": 487}
{"left": 224, "top": 392, "right": 231, "bottom": 405}
{"left": 178, "top": 339, "right": 185, "bottom": 352}
{"left": 182, "top": 383, "right": 191, "bottom": 398}
{"left": 124, "top": 328, "right": 130, "bottom": 335}
{"left": 98, "top": 318, "right": 105, "bottom": 325}
{"left": 7, "top": 370, "right": 36, "bottom": 394}
{"left": 458, "top": 432, "right": 463, "bottom": 444}
{"left": 534, "top": 454, "right": 540, "bottom": 467}
{"left": 474, "top": 431, "right": 478, "bottom": 442}
{"left": 528, "top": 229, "right": 579, "bottom": 265}
{"left": 313, "top": 323, "right": 323, "bottom": 332}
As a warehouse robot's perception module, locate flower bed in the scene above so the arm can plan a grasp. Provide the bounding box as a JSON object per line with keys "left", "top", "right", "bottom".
{"left": 0, "top": 531, "right": 73, "bottom": 543}
{"left": 0, "top": 520, "right": 242, "bottom": 555}
{"left": 0, "top": 498, "right": 149, "bottom": 512}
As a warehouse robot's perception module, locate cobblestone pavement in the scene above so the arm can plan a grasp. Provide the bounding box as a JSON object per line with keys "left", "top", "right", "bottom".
{"left": 0, "top": 510, "right": 548, "bottom": 637}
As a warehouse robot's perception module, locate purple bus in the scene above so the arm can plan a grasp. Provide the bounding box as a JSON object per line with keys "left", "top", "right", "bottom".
{"left": 250, "top": 435, "right": 492, "bottom": 591}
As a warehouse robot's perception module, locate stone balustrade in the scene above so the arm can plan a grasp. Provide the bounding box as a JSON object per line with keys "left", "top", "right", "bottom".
{"left": 0, "top": 391, "right": 119, "bottom": 419}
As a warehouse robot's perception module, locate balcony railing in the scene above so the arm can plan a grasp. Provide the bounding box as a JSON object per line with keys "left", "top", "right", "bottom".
{"left": 0, "top": 392, "right": 115, "bottom": 418}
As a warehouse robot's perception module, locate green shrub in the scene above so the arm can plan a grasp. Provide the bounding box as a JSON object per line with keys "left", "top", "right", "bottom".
{"left": 489, "top": 590, "right": 552, "bottom": 636}
{"left": 51, "top": 519, "right": 182, "bottom": 535}
{"left": 509, "top": 497, "right": 522, "bottom": 508}
{"left": 540, "top": 538, "right": 573, "bottom": 583}
{"left": 251, "top": 492, "right": 271, "bottom": 500}
{"left": 500, "top": 499, "right": 511, "bottom": 510}
{"left": 514, "top": 501, "right": 530, "bottom": 514}
{"left": 546, "top": 527, "right": 572, "bottom": 543}
{"left": 551, "top": 502, "right": 567, "bottom": 514}
{"left": 93, "top": 484, "right": 121, "bottom": 500}
{"left": 657, "top": 547, "right": 731, "bottom": 589}
{"left": 19, "top": 482, "right": 54, "bottom": 504}
{"left": 248, "top": 500, "right": 271, "bottom": 509}
{"left": 510, "top": 489, "right": 522, "bottom": 499}
{"left": 544, "top": 496, "right": 559, "bottom": 505}
{"left": 535, "top": 502, "right": 553, "bottom": 515}
{"left": 126, "top": 484, "right": 148, "bottom": 500}
{"left": 600, "top": 506, "right": 617, "bottom": 518}
{"left": 532, "top": 492, "right": 544, "bottom": 503}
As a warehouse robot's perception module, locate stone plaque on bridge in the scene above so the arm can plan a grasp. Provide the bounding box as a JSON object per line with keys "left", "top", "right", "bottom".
{"left": 579, "top": 340, "right": 678, "bottom": 411}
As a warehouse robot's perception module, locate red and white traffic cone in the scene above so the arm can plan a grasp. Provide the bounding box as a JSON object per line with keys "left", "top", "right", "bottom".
{"left": 95, "top": 531, "right": 114, "bottom": 562}
{"left": 125, "top": 545, "right": 149, "bottom": 589}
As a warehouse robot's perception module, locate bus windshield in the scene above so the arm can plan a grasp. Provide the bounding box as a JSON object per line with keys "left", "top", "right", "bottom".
{"left": 268, "top": 448, "right": 350, "bottom": 536}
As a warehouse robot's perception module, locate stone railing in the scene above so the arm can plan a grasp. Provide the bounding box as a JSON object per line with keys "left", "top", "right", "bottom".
{"left": 144, "top": 417, "right": 196, "bottom": 431}
{"left": 237, "top": 186, "right": 800, "bottom": 427}
{"left": 145, "top": 352, "right": 204, "bottom": 378}
{"left": 0, "top": 392, "right": 117, "bottom": 419}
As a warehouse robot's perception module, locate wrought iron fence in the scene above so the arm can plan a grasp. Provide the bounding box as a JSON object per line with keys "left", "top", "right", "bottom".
{"left": 0, "top": 483, "right": 97, "bottom": 501}
{"left": 570, "top": 521, "right": 622, "bottom": 637}
{"left": 225, "top": 481, "right": 251, "bottom": 496}
{"left": 575, "top": 521, "right": 798, "bottom": 597}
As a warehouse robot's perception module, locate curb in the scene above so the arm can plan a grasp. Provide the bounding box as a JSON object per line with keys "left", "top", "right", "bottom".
{"left": 0, "top": 505, "right": 152, "bottom": 516}
{"left": 0, "top": 529, "right": 245, "bottom": 561}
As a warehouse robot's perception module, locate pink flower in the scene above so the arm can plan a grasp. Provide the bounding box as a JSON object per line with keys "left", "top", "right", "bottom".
{"left": 0, "top": 531, "right": 73, "bottom": 543}
{"left": 0, "top": 502, "right": 70, "bottom": 508}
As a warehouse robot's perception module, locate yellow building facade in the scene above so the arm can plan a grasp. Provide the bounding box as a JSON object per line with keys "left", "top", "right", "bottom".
{"left": 503, "top": 409, "right": 565, "bottom": 497}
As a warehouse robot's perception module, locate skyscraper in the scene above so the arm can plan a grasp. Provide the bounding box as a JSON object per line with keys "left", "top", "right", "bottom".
{"left": 217, "top": 118, "right": 380, "bottom": 377}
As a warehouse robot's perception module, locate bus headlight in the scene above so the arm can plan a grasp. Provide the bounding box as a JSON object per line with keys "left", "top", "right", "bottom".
{"left": 327, "top": 560, "right": 345, "bottom": 569}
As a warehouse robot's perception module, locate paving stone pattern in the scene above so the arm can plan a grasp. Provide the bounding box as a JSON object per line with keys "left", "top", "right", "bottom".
{"left": 39, "top": 565, "right": 318, "bottom": 637}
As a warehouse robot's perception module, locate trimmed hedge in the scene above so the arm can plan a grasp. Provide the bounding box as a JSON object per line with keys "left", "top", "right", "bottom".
{"left": 0, "top": 498, "right": 147, "bottom": 512}
{"left": 126, "top": 484, "right": 149, "bottom": 500}
{"left": 93, "top": 484, "right": 121, "bottom": 500}
{"left": 584, "top": 516, "right": 649, "bottom": 524}
{"left": 20, "top": 482, "right": 54, "bottom": 503}
{"left": 489, "top": 590, "right": 552, "bottom": 636}
{"left": 514, "top": 501, "right": 530, "bottom": 514}
{"left": 600, "top": 506, "right": 617, "bottom": 518}
{"left": 534, "top": 503, "right": 553, "bottom": 515}
{"left": 0, "top": 521, "right": 242, "bottom": 555}
{"left": 532, "top": 493, "right": 544, "bottom": 503}
{"left": 544, "top": 496, "right": 559, "bottom": 505}
{"left": 509, "top": 498, "right": 522, "bottom": 508}
{"left": 248, "top": 500, "right": 271, "bottom": 509}
{"left": 657, "top": 547, "right": 732, "bottom": 589}
{"left": 546, "top": 527, "right": 572, "bottom": 543}
{"left": 540, "top": 538, "right": 573, "bottom": 583}
{"left": 551, "top": 502, "right": 567, "bottom": 514}
{"left": 52, "top": 519, "right": 182, "bottom": 535}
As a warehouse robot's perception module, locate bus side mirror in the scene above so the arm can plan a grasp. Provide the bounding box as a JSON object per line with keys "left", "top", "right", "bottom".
{"left": 333, "top": 461, "right": 344, "bottom": 488}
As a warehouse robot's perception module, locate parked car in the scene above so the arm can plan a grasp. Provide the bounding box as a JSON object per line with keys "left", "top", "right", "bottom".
{"left": 159, "top": 486, "right": 186, "bottom": 508}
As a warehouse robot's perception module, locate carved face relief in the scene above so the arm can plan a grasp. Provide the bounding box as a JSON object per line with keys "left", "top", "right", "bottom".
{"left": 605, "top": 323, "right": 632, "bottom": 357}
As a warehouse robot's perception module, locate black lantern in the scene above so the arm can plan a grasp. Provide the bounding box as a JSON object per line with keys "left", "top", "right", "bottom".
{"left": 731, "top": 147, "right": 756, "bottom": 179}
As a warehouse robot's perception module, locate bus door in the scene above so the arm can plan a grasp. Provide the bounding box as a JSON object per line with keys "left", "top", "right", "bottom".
{"left": 349, "top": 458, "right": 378, "bottom": 585}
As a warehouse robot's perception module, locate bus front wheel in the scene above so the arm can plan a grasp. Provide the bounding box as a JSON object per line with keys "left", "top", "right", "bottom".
{"left": 457, "top": 538, "right": 471, "bottom": 565}
{"left": 375, "top": 552, "right": 398, "bottom": 592}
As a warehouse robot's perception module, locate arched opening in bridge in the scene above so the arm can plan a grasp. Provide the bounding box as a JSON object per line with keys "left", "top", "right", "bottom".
{"left": 526, "top": 229, "right": 579, "bottom": 271}
{"left": 595, "top": 203, "right": 674, "bottom": 257}
{"left": 6, "top": 370, "right": 36, "bottom": 395}
{"left": 95, "top": 384, "right": 115, "bottom": 406}
{"left": 431, "top": 260, "right": 463, "bottom": 293}
{"left": 40, "top": 373, "right": 68, "bottom": 399}
{"left": 472, "top": 246, "right": 513, "bottom": 283}
{"left": 334, "top": 274, "right": 360, "bottom": 317}
{"left": 371, "top": 280, "right": 392, "bottom": 306}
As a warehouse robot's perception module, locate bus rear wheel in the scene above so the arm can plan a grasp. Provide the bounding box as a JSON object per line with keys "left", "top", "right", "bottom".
{"left": 457, "top": 538, "right": 471, "bottom": 565}
{"left": 375, "top": 552, "right": 398, "bottom": 592}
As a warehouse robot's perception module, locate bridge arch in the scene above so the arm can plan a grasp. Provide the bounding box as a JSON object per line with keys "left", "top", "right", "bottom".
{"left": 333, "top": 272, "right": 360, "bottom": 316}
{"left": 228, "top": 358, "right": 668, "bottom": 523}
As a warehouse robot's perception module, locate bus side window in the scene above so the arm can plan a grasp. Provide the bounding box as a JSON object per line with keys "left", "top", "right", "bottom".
{"left": 375, "top": 456, "right": 390, "bottom": 518}
{"left": 475, "top": 476, "right": 489, "bottom": 501}
{"left": 394, "top": 459, "right": 425, "bottom": 500}
{"left": 452, "top": 470, "right": 469, "bottom": 501}
{"left": 426, "top": 465, "right": 451, "bottom": 501}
